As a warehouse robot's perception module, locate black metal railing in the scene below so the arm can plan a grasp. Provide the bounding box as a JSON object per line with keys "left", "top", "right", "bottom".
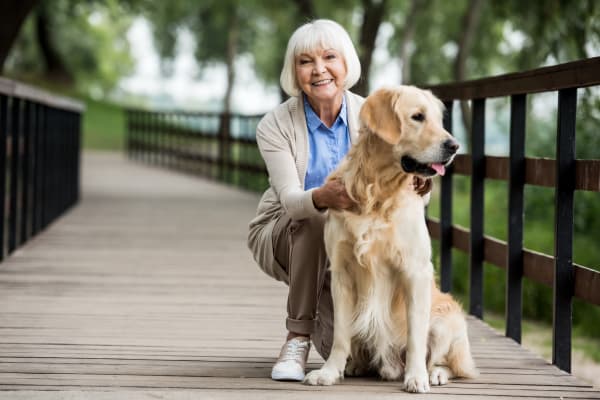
{"left": 126, "top": 110, "right": 267, "bottom": 192}
{"left": 0, "top": 78, "right": 83, "bottom": 261}
{"left": 426, "top": 56, "right": 600, "bottom": 373}
{"left": 126, "top": 57, "right": 600, "bottom": 374}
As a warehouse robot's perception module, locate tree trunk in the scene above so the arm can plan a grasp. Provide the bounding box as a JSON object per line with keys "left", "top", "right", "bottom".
{"left": 294, "top": 0, "right": 316, "bottom": 22}
{"left": 278, "top": 0, "right": 316, "bottom": 102}
{"left": 354, "top": 0, "right": 388, "bottom": 96}
{"left": 0, "top": 0, "right": 38, "bottom": 73}
{"left": 398, "top": 0, "right": 425, "bottom": 84}
{"left": 454, "top": 0, "right": 483, "bottom": 150}
{"left": 36, "top": 2, "right": 74, "bottom": 84}
{"left": 223, "top": 10, "right": 239, "bottom": 115}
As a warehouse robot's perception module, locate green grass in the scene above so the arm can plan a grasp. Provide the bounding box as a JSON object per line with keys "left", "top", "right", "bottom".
{"left": 485, "top": 312, "right": 600, "bottom": 364}
{"left": 81, "top": 97, "right": 126, "bottom": 151}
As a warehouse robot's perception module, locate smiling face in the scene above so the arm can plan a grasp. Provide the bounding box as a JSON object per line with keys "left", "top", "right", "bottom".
{"left": 295, "top": 47, "right": 347, "bottom": 109}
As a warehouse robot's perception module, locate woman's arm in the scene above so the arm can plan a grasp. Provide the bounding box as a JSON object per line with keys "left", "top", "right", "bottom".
{"left": 256, "top": 113, "right": 324, "bottom": 220}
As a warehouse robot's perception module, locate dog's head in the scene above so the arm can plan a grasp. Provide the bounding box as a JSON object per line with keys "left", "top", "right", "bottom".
{"left": 359, "top": 85, "right": 459, "bottom": 177}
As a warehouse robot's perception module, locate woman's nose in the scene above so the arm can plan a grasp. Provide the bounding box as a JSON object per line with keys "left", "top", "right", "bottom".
{"left": 312, "top": 59, "right": 325, "bottom": 74}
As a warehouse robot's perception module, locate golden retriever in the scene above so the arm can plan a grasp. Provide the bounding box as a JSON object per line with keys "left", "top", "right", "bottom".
{"left": 304, "top": 86, "right": 477, "bottom": 392}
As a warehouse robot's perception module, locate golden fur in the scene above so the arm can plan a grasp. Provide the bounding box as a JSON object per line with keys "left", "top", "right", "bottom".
{"left": 304, "top": 86, "right": 477, "bottom": 393}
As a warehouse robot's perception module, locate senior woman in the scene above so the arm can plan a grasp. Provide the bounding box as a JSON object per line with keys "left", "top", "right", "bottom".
{"left": 248, "top": 19, "right": 428, "bottom": 382}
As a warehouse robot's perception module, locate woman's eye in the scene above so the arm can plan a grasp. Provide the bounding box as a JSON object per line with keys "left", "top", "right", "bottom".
{"left": 299, "top": 59, "right": 311, "bottom": 65}
{"left": 325, "top": 54, "right": 336, "bottom": 59}
{"left": 411, "top": 113, "right": 425, "bottom": 122}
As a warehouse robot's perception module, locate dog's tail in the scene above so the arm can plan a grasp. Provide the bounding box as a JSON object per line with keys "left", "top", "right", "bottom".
{"left": 447, "top": 334, "right": 479, "bottom": 379}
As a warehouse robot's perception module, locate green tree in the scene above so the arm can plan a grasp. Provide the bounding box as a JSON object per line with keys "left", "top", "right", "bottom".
{"left": 0, "top": 0, "right": 38, "bottom": 73}
{"left": 144, "top": 0, "right": 259, "bottom": 114}
{"left": 5, "top": 0, "right": 135, "bottom": 97}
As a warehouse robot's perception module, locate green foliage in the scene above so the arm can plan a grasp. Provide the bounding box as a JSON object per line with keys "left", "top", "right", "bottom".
{"left": 5, "top": 0, "right": 135, "bottom": 98}
{"left": 490, "top": 0, "right": 599, "bottom": 67}
{"left": 389, "top": 0, "right": 467, "bottom": 85}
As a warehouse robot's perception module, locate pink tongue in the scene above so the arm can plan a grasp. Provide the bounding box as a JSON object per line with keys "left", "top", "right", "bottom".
{"left": 431, "top": 163, "right": 446, "bottom": 176}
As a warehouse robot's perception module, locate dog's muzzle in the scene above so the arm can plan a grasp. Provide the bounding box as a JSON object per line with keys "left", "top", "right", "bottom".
{"left": 401, "top": 139, "right": 459, "bottom": 177}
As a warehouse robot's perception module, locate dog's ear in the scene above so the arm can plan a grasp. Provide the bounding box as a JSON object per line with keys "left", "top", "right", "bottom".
{"left": 359, "top": 88, "right": 402, "bottom": 145}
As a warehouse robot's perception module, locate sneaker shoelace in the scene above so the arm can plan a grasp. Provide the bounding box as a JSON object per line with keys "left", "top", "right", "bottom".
{"left": 280, "top": 339, "right": 309, "bottom": 363}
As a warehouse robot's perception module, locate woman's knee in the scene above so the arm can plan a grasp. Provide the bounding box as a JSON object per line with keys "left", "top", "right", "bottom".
{"left": 292, "top": 214, "right": 327, "bottom": 238}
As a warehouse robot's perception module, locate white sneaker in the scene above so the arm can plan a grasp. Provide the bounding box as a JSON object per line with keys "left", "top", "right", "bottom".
{"left": 271, "top": 337, "right": 311, "bottom": 381}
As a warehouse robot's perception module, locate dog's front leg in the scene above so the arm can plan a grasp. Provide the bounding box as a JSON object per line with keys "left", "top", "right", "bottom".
{"left": 304, "top": 269, "right": 353, "bottom": 386}
{"left": 403, "top": 264, "right": 432, "bottom": 393}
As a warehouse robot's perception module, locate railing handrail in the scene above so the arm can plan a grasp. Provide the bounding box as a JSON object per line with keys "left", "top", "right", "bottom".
{"left": 426, "top": 56, "right": 600, "bottom": 100}
{"left": 124, "top": 107, "right": 264, "bottom": 119}
{"left": 0, "top": 77, "right": 85, "bottom": 113}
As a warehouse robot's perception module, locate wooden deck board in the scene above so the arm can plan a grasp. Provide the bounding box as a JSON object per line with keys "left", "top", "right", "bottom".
{"left": 0, "top": 151, "right": 597, "bottom": 399}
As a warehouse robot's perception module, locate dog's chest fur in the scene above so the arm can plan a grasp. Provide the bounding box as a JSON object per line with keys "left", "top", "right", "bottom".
{"left": 327, "top": 188, "right": 432, "bottom": 364}
{"left": 340, "top": 189, "right": 431, "bottom": 272}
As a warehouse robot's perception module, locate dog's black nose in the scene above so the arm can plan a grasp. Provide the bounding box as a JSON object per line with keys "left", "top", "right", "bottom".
{"left": 443, "top": 139, "right": 459, "bottom": 153}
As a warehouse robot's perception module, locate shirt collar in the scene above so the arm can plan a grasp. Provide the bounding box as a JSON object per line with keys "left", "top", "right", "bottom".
{"left": 303, "top": 94, "right": 348, "bottom": 131}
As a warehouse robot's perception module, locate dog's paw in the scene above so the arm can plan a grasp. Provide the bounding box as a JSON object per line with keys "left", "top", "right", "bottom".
{"left": 429, "top": 366, "right": 450, "bottom": 386}
{"left": 304, "top": 367, "right": 342, "bottom": 386}
{"left": 403, "top": 370, "right": 430, "bottom": 393}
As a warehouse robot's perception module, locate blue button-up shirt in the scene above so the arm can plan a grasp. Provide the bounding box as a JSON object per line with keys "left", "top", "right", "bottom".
{"left": 303, "top": 95, "right": 351, "bottom": 190}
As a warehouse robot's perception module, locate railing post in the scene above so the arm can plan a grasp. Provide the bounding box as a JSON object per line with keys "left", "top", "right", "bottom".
{"left": 553, "top": 88, "right": 576, "bottom": 372}
{"left": 470, "top": 98, "right": 485, "bottom": 319}
{"left": 144, "top": 111, "right": 151, "bottom": 164}
{"left": 8, "top": 97, "right": 22, "bottom": 254}
{"left": 133, "top": 110, "right": 140, "bottom": 160}
{"left": 152, "top": 111, "right": 159, "bottom": 166}
{"left": 0, "top": 95, "right": 8, "bottom": 259}
{"left": 219, "top": 113, "right": 230, "bottom": 182}
{"left": 74, "top": 111, "right": 81, "bottom": 203}
{"left": 33, "top": 104, "right": 45, "bottom": 235}
{"left": 175, "top": 113, "right": 182, "bottom": 171}
{"left": 506, "top": 94, "right": 526, "bottom": 343}
{"left": 20, "top": 100, "right": 33, "bottom": 244}
{"left": 158, "top": 112, "right": 165, "bottom": 168}
{"left": 42, "top": 108, "right": 53, "bottom": 227}
{"left": 440, "top": 100, "right": 454, "bottom": 293}
{"left": 126, "top": 109, "right": 132, "bottom": 159}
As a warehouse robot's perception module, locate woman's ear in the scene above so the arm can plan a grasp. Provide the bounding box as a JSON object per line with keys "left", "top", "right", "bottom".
{"left": 359, "top": 88, "right": 402, "bottom": 145}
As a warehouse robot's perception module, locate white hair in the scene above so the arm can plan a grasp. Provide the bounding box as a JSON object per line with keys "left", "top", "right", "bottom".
{"left": 280, "top": 19, "right": 361, "bottom": 98}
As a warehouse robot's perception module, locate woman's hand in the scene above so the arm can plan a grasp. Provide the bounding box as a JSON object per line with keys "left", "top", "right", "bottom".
{"left": 312, "top": 178, "right": 355, "bottom": 211}
{"left": 413, "top": 176, "right": 432, "bottom": 196}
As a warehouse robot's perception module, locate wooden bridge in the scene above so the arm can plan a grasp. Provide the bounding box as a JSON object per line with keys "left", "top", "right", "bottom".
{"left": 0, "top": 151, "right": 597, "bottom": 399}
{"left": 1, "top": 59, "right": 600, "bottom": 398}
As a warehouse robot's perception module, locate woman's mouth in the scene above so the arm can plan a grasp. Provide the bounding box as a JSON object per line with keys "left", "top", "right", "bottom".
{"left": 312, "top": 79, "right": 333, "bottom": 86}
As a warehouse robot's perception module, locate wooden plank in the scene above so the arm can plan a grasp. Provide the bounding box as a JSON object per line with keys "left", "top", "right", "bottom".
{"left": 450, "top": 155, "right": 600, "bottom": 192}
{"left": 0, "top": 388, "right": 598, "bottom": 400}
{"left": 0, "top": 373, "right": 591, "bottom": 390}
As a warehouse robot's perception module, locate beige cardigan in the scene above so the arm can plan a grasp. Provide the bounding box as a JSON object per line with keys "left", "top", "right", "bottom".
{"left": 247, "top": 91, "right": 364, "bottom": 280}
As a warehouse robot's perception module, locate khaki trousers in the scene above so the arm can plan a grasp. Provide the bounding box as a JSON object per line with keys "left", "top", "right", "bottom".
{"left": 271, "top": 212, "right": 334, "bottom": 359}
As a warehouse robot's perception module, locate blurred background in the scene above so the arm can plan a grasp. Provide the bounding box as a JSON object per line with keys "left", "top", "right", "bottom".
{"left": 3, "top": 0, "right": 598, "bottom": 149}
{"left": 2, "top": 0, "right": 600, "bottom": 386}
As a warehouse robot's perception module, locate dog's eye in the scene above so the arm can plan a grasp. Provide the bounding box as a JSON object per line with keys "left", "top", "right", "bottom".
{"left": 411, "top": 113, "right": 425, "bottom": 122}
